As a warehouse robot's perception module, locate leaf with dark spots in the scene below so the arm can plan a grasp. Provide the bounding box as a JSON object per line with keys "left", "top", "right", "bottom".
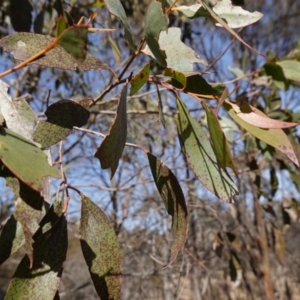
{"left": 0, "top": 127, "right": 60, "bottom": 192}
{"left": 130, "top": 63, "right": 150, "bottom": 96}
{"left": 80, "top": 194, "right": 122, "bottom": 300}
{"left": 5, "top": 215, "right": 68, "bottom": 300}
{"left": 94, "top": 85, "right": 127, "bottom": 179}
{"left": 147, "top": 153, "right": 188, "bottom": 264}
{"left": 57, "top": 25, "right": 88, "bottom": 62}
{"left": 33, "top": 99, "right": 91, "bottom": 148}
{"left": 177, "top": 97, "right": 238, "bottom": 202}
{"left": 0, "top": 32, "right": 108, "bottom": 71}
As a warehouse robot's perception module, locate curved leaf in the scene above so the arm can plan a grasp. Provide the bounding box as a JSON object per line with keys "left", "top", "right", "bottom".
{"left": 94, "top": 85, "right": 127, "bottom": 179}
{"left": 0, "top": 32, "right": 108, "bottom": 71}
{"left": 33, "top": 99, "right": 91, "bottom": 148}
{"left": 130, "top": 63, "right": 150, "bottom": 96}
{"left": 177, "top": 97, "right": 238, "bottom": 202}
{"left": 0, "top": 128, "right": 60, "bottom": 192}
{"left": 0, "top": 80, "right": 37, "bottom": 140}
{"left": 172, "top": 4, "right": 209, "bottom": 19}
{"left": 147, "top": 153, "right": 188, "bottom": 264}
{"left": 5, "top": 216, "right": 68, "bottom": 300}
{"left": 80, "top": 194, "right": 122, "bottom": 300}
{"left": 144, "top": 1, "right": 168, "bottom": 67}
{"left": 224, "top": 102, "right": 299, "bottom": 166}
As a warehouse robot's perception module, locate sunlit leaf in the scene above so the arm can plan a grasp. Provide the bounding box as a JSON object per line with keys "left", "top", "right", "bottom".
{"left": 33, "top": 99, "right": 91, "bottom": 148}
{"left": 80, "top": 194, "right": 122, "bottom": 300}
{"left": 0, "top": 128, "right": 60, "bottom": 191}
{"left": 56, "top": 16, "right": 68, "bottom": 37}
{"left": 172, "top": 4, "right": 209, "bottom": 19}
{"left": 0, "top": 32, "right": 108, "bottom": 70}
{"left": 130, "top": 63, "right": 150, "bottom": 96}
{"left": 276, "top": 60, "right": 300, "bottom": 81}
{"left": 0, "top": 215, "right": 24, "bottom": 265}
{"left": 103, "top": 0, "right": 134, "bottom": 49}
{"left": 0, "top": 80, "right": 37, "bottom": 140}
{"left": 144, "top": 1, "right": 168, "bottom": 67}
{"left": 228, "top": 102, "right": 299, "bottom": 129}
{"left": 57, "top": 25, "right": 88, "bottom": 62}
{"left": 5, "top": 215, "right": 68, "bottom": 300}
{"left": 94, "top": 85, "right": 127, "bottom": 179}
{"left": 224, "top": 102, "right": 299, "bottom": 166}
{"left": 163, "top": 68, "right": 187, "bottom": 90}
{"left": 147, "top": 153, "right": 188, "bottom": 264}
{"left": 202, "top": 102, "right": 237, "bottom": 176}
{"left": 213, "top": 0, "right": 263, "bottom": 29}
{"left": 177, "top": 97, "right": 238, "bottom": 202}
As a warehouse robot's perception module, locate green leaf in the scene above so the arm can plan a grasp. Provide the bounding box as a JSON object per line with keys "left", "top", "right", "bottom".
{"left": 0, "top": 80, "right": 38, "bottom": 140}
{"left": 202, "top": 102, "right": 237, "bottom": 176}
{"left": 276, "top": 60, "right": 300, "bottom": 81}
{"left": 147, "top": 153, "right": 188, "bottom": 264}
{"left": 264, "top": 62, "right": 288, "bottom": 90}
{"left": 177, "top": 97, "right": 238, "bottom": 202}
{"left": 0, "top": 215, "right": 24, "bottom": 265}
{"left": 5, "top": 215, "right": 68, "bottom": 300}
{"left": 94, "top": 85, "right": 127, "bottom": 179}
{"left": 57, "top": 25, "right": 88, "bottom": 62}
{"left": 144, "top": 1, "right": 168, "bottom": 68}
{"left": 163, "top": 68, "right": 187, "bottom": 90}
{"left": 130, "top": 63, "right": 150, "bottom": 96}
{"left": 56, "top": 16, "right": 68, "bottom": 37}
{"left": 33, "top": 99, "right": 91, "bottom": 148}
{"left": 80, "top": 194, "right": 122, "bottom": 300}
{"left": 0, "top": 127, "right": 60, "bottom": 191}
{"left": 224, "top": 102, "right": 299, "bottom": 166}
{"left": 103, "top": 0, "right": 134, "bottom": 49}
{"left": 0, "top": 32, "right": 108, "bottom": 71}
{"left": 212, "top": 0, "right": 263, "bottom": 29}
{"left": 171, "top": 73, "right": 224, "bottom": 96}
{"left": 172, "top": 4, "right": 209, "bottom": 19}
{"left": 143, "top": 28, "right": 207, "bottom": 71}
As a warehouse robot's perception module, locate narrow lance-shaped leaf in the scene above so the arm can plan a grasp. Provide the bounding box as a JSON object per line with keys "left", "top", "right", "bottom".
{"left": 202, "top": 102, "right": 238, "bottom": 176}
{"left": 177, "top": 97, "right": 238, "bottom": 202}
{"left": 130, "top": 63, "right": 150, "bottom": 96}
{"left": 5, "top": 215, "right": 68, "bottom": 300}
{"left": 94, "top": 85, "right": 127, "bottom": 179}
{"left": 80, "top": 194, "right": 122, "bottom": 300}
{"left": 0, "top": 32, "right": 108, "bottom": 71}
{"left": 144, "top": 1, "right": 168, "bottom": 67}
{"left": 0, "top": 127, "right": 60, "bottom": 192}
{"left": 0, "top": 80, "right": 37, "bottom": 140}
{"left": 147, "top": 153, "right": 188, "bottom": 264}
{"left": 33, "top": 99, "right": 91, "bottom": 148}
{"left": 103, "top": 0, "right": 134, "bottom": 49}
{"left": 223, "top": 102, "right": 299, "bottom": 166}
{"left": 228, "top": 102, "right": 299, "bottom": 129}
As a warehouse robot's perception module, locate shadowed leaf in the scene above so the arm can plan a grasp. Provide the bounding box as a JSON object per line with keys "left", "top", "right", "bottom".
{"left": 5, "top": 215, "right": 68, "bottom": 300}
{"left": 147, "top": 153, "right": 188, "bottom": 264}
{"left": 0, "top": 215, "right": 24, "bottom": 265}
{"left": 57, "top": 25, "right": 88, "bottom": 62}
{"left": 224, "top": 102, "right": 299, "bottom": 166}
{"left": 144, "top": 1, "right": 168, "bottom": 67}
{"left": 34, "top": 9, "right": 44, "bottom": 34}
{"left": 172, "top": 4, "right": 209, "bottom": 19}
{"left": 130, "top": 63, "right": 150, "bottom": 96}
{"left": 0, "top": 80, "right": 37, "bottom": 140}
{"left": 0, "top": 33, "right": 108, "bottom": 71}
{"left": 94, "top": 85, "right": 127, "bottom": 179}
{"left": 177, "top": 97, "right": 238, "bottom": 202}
{"left": 80, "top": 194, "right": 122, "bottom": 300}
{"left": 163, "top": 68, "right": 187, "bottom": 90}
{"left": 10, "top": 0, "right": 32, "bottom": 32}
{"left": 103, "top": 0, "right": 134, "bottom": 49}
{"left": 0, "top": 127, "right": 60, "bottom": 191}
{"left": 56, "top": 16, "right": 68, "bottom": 37}
{"left": 33, "top": 99, "right": 91, "bottom": 148}
{"left": 276, "top": 60, "right": 300, "bottom": 81}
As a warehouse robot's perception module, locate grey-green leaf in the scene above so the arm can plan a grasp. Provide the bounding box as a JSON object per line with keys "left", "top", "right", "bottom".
{"left": 177, "top": 97, "right": 238, "bottom": 202}
{"left": 80, "top": 194, "right": 122, "bottom": 300}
